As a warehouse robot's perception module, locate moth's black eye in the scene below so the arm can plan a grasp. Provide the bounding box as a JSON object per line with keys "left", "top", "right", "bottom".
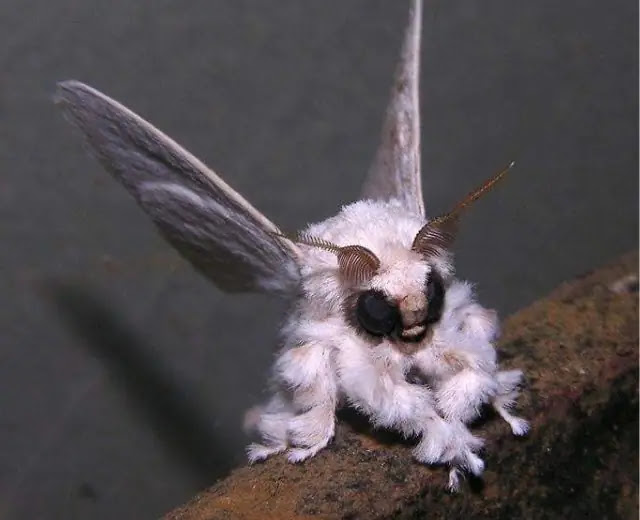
{"left": 425, "top": 270, "right": 445, "bottom": 325}
{"left": 356, "top": 290, "right": 400, "bottom": 336}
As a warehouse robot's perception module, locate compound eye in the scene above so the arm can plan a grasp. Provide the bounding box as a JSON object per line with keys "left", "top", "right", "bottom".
{"left": 425, "top": 270, "right": 445, "bottom": 325}
{"left": 356, "top": 290, "right": 400, "bottom": 336}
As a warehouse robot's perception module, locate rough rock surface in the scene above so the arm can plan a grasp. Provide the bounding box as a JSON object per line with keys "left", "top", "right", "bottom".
{"left": 163, "top": 252, "right": 638, "bottom": 520}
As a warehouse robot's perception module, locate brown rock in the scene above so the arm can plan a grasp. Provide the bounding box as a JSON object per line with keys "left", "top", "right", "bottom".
{"left": 163, "top": 252, "right": 638, "bottom": 520}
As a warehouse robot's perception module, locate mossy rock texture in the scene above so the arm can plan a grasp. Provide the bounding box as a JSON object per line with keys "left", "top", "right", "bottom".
{"left": 164, "top": 252, "right": 638, "bottom": 520}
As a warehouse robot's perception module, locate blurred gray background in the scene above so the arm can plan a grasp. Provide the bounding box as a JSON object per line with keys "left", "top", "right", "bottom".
{"left": 0, "top": 0, "right": 637, "bottom": 518}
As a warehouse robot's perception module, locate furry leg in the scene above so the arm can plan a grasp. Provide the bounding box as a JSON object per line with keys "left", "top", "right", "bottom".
{"left": 337, "top": 347, "right": 484, "bottom": 479}
{"left": 245, "top": 395, "right": 292, "bottom": 463}
{"left": 493, "top": 370, "right": 529, "bottom": 436}
{"left": 494, "top": 403, "right": 529, "bottom": 436}
{"left": 435, "top": 369, "right": 498, "bottom": 424}
{"left": 413, "top": 417, "right": 485, "bottom": 477}
{"left": 248, "top": 342, "right": 338, "bottom": 463}
{"left": 286, "top": 403, "right": 335, "bottom": 462}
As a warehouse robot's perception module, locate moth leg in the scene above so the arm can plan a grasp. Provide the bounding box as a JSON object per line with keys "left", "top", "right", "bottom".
{"left": 494, "top": 404, "right": 529, "bottom": 436}
{"left": 414, "top": 416, "right": 485, "bottom": 479}
{"left": 444, "top": 283, "right": 500, "bottom": 343}
{"left": 275, "top": 342, "right": 338, "bottom": 463}
{"left": 492, "top": 370, "right": 529, "bottom": 436}
{"left": 456, "top": 304, "right": 500, "bottom": 343}
{"left": 337, "top": 349, "right": 484, "bottom": 478}
{"left": 246, "top": 394, "right": 291, "bottom": 463}
{"left": 428, "top": 299, "right": 501, "bottom": 424}
{"left": 447, "top": 467, "right": 462, "bottom": 492}
{"left": 434, "top": 297, "right": 529, "bottom": 437}
{"left": 449, "top": 301, "right": 529, "bottom": 435}
{"left": 428, "top": 369, "right": 498, "bottom": 485}
{"left": 286, "top": 402, "right": 336, "bottom": 463}
{"left": 246, "top": 442, "right": 286, "bottom": 462}
{"left": 434, "top": 368, "right": 498, "bottom": 424}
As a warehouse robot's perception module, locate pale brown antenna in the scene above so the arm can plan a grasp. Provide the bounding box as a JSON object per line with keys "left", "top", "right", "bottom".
{"left": 278, "top": 232, "right": 381, "bottom": 285}
{"left": 438, "top": 161, "right": 514, "bottom": 224}
{"left": 412, "top": 162, "right": 514, "bottom": 255}
{"left": 411, "top": 218, "right": 456, "bottom": 257}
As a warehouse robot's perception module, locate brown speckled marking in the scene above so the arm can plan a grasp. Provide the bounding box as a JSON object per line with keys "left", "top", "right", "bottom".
{"left": 441, "top": 350, "right": 466, "bottom": 372}
{"left": 163, "top": 251, "right": 638, "bottom": 520}
{"left": 398, "top": 293, "right": 428, "bottom": 328}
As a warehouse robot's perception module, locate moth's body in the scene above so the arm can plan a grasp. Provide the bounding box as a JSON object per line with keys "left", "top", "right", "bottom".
{"left": 56, "top": 0, "right": 528, "bottom": 490}
{"left": 248, "top": 200, "right": 526, "bottom": 483}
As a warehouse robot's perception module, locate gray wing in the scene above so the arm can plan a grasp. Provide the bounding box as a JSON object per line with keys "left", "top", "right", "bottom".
{"left": 55, "top": 80, "right": 301, "bottom": 294}
{"left": 360, "top": 0, "right": 424, "bottom": 218}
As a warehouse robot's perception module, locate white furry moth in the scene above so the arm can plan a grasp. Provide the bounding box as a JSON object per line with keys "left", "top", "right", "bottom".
{"left": 55, "top": 0, "right": 528, "bottom": 491}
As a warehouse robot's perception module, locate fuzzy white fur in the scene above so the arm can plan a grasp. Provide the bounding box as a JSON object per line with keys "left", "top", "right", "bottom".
{"left": 246, "top": 199, "right": 528, "bottom": 489}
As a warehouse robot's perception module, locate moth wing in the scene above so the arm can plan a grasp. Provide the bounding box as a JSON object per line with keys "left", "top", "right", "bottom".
{"left": 360, "top": 0, "right": 425, "bottom": 218}
{"left": 55, "top": 80, "right": 301, "bottom": 294}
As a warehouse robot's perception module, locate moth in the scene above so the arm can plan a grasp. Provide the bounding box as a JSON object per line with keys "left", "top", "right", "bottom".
{"left": 55, "top": 0, "right": 528, "bottom": 490}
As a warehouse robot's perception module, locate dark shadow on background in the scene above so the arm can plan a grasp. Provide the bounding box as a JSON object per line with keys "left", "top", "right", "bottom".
{"left": 41, "top": 279, "right": 234, "bottom": 487}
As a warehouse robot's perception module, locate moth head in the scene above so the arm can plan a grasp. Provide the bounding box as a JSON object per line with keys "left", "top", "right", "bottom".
{"left": 355, "top": 252, "right": 445, "bottom": 344}
{"left": 286, "top": 232, "right": 444, "bottom": 344}
{"left": 283, "top": 163, "right": 512, "bottom": 345}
